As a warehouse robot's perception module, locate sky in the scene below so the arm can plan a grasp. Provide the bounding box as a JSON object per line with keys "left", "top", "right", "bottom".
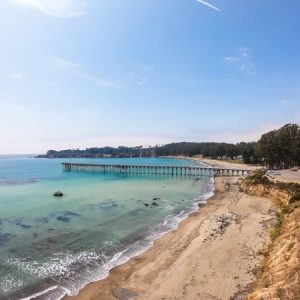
{"left": 0, "top": 0, "right": 300, "bottom": 154}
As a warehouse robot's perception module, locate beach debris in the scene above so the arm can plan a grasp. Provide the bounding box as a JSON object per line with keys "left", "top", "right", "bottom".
{"left": 56, "top": 216, "right": 70, "bottom": 222}
{"left": 202, "top": 213, "right": 240, "bottom": 243}
{"left": 112, "top": 287, "right": 138, "bottom": 300}
{"left": 53, "top": 191, "right": 64, "bottom": 197}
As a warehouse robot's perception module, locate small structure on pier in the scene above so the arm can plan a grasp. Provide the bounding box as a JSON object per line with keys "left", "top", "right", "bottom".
{"left": 62, "top": 162, "right": 251, "bottom": 177}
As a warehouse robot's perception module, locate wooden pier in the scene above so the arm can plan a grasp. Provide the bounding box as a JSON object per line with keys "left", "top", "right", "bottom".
{"left": 62, "top": 162, "right": 251, "bottom": 177}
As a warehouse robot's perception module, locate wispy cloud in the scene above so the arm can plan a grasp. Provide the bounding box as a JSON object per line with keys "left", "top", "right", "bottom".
{"left": 50, "top": 57, "right": 83, "bottom": 69}
{"left": 225, "top": 47, "right": 256, "bottom": 76}
{"left": 50, "top": 56, "right": 123, "bottom": 90}
{"left": 224, "top": 56, "right": 240, "bottom": 63}
{"left": 14, "top": 0, "right": 85, "bottom": 18}
{"left": 79, "top": 74, "right": 124, "bottom": 90}
{"left": 196, "top": 0, "right": 220, "bottom": 12}
{"left": 187, "top": 123, "right": 285, "bottom": 143}
{"left": 11, "top": 72, "right": 27, "bottom": 81}
{"left": 280, "top": 98, "right": 291, "bottom": 105}
{"left": 0, "top": 102, "right": 26, "bottom": 113}
{"left": 137, "top": 77, "right": 147, "bottom": 86}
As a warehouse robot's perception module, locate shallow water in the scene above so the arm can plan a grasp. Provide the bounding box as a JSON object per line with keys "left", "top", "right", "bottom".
{"left": 0, "top": 156, "right": 213, "bottom": 299}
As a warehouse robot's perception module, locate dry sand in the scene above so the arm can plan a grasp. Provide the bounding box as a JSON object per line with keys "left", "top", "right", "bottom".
{"left": 267, "top": 169, "right": 300, "bottom": 184}
{"left": 65, "top": 175, "right": 276, "bottom": 300}
{"left": 191, "top": 156, "right": 260, "bottom": 171}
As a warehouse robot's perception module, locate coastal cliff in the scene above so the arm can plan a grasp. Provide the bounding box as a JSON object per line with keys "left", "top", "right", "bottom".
{"left": 241, "top": 171, "right": 300, "bottom": 300}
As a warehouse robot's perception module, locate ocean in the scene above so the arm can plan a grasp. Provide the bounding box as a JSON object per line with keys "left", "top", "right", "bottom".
{"left": 0, "top": 156, "right": 214, "bottom": 300}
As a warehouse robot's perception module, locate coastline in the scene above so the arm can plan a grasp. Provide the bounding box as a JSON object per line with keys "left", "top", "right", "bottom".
{"left": 64, "top": 167, "right": 275, "bottom": 299}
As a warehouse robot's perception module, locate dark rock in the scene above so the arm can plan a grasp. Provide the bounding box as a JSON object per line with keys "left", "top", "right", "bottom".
{"left": 53, "top": 191, "right": 64, "bottom": 197}
{"left": 34, "top": 217, "right": 49, "bottom": 224}
{"left": 47, "top": 238, "right": 57, "bottom": 244}
{"left": 63, "top": 211, "right": 81, "bottom": 217}
{"left": 15, "top": 221, "right": 31, "bottom": 229}
{"left": 0, "top": 233, "right": 12, "bottom": 245}
{"left": 89, "top": 201, "right": 118, "bottom": 210}
{"left": 57, "top": 216, "right": 70, "bottom": 222}
{"left": 99, "top": 202, "right": 118, "bottom": 210}
{"left": 112, "top": 287, "right": 138, "bottom": 300}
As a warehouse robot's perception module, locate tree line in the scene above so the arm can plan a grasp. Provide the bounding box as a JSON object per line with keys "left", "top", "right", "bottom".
{"left": 37, "top": 123, "right": 300, "bottom": 169}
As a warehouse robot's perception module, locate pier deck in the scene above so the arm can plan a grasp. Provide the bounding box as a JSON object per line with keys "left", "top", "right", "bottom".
{"left": 62, "top": 162, "right": 251, "bottom": 177}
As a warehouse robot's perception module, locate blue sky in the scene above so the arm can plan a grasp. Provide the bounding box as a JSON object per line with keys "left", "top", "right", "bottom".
{"left": 0, "top": 0, "right": 299, "bottom": 153}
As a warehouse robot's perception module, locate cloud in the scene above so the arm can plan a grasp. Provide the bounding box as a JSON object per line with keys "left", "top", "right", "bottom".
{"left": 196, "top": 0, "right": 220, "bottom": 11}
{"left": 137, "top": 77, "right": 147, "bottom": 85}
{"left": 237, "top": 47, "right": 251, "bottom": 56}
{"left": 280, "top": 98, "right": 291, "bottom": 105}
{"left": 187, "top": 123, "right": 286, "bottom": 143}
{"left": 240, "top": 62, "right": 255, "bottom": 76}
{"left": 50, "top": 57, "right": 83, "bottom": 69}
{"left": 225, "top": 47, "right": 256, "bottom": 76}
{"left": 14, "top": 0, "right": 85, "bottom": 18}
{"left": 50, "top": 56, "right": 123, "bottom": 90}
{"left": 78, "top": 74, "right": 124, "bottom": 90}
{"left": 224, "top": 56, "right": 240, "bottom": 63}
{"left": 11, "top": 72, "right": 27, "bottom": 81}
{"left": 0, "top": 102, "right": 26, "bottom": 113}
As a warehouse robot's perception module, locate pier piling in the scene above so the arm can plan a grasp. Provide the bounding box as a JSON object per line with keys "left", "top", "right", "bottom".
{"left": 62, "top": 163, "right": 251, "bottom": 177}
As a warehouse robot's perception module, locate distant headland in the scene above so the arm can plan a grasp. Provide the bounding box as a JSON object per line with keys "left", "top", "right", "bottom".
{"left": 37, "top": 124, "right": 300, "bottom": 170}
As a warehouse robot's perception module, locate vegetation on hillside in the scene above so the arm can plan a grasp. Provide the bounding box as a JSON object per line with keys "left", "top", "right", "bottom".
{"left": 245, "top": 170, "right": 300, "bottom": 204}
{"left": 242, "top": 170, "right": 300, "bottom": 300}
{"left": 257, "top": 123, "right": 300, "bottom": 169}
{"left": 38, "top": 123, "right": 300, "bottom": 169}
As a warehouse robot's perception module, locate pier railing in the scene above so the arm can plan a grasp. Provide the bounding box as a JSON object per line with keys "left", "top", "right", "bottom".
{"left": 62, "top": 163, "right": 252, "bottom": 177}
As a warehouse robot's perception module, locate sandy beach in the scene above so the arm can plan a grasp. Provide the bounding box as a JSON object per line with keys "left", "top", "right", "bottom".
{"left": 65, "top": 163, "right": 276, "bottom": 300}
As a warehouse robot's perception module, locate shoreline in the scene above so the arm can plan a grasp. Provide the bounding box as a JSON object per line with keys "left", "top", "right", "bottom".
{"left": 64, "top": 172, "right": 275, "bottom": 299}
{"left": 21, "top": 157, "right": 215, "bottom": 300}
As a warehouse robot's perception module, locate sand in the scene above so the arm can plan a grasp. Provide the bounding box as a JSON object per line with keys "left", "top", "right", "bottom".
{"left": 64, "top": 174, "right": 276, "bottom": 300}
{"left": 267, "top": 169, "right": 300, "bottom": 184}
{"left": 192, "top": 156, "right": 260, "bottom": 171}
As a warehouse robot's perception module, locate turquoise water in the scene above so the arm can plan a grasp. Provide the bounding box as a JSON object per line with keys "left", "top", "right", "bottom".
{"left": 0, "top": 156, "right": 213, "bottom": 299}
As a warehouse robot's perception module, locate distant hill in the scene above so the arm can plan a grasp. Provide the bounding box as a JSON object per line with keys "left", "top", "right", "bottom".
{"left": 37, "top": 123, "right": 300, "bottom": 169}
{"left": 36, "top": 142, "right": 248, "bottom": 161}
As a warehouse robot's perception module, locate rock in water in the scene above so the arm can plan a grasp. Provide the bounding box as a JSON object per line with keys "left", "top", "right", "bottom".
{"left": 57, "top": 216, "right": 70, "bottom": 222}
{"left": 53, "top": 191, "right": 64, "bottom": 197}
